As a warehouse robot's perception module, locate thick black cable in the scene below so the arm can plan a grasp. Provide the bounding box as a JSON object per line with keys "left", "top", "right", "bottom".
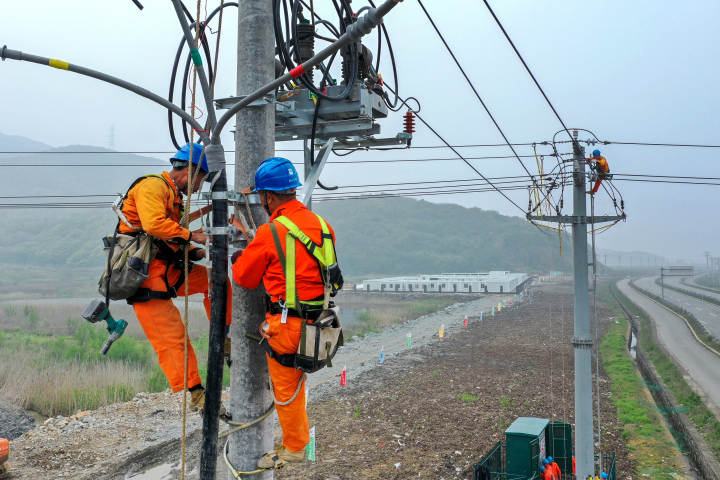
{"left": 481, "top": 0, "right": 574, "bottom": 142}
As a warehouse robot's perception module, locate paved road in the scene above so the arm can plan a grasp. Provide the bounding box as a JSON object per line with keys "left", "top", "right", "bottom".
{"left": 666, "top": 275, "right": 720, "bottom": 303}
{"left": 636, "top": 276, "right": 720, "bottom": 340}
{"left": 617, "top": 279, "right": 720, "bottom": 418}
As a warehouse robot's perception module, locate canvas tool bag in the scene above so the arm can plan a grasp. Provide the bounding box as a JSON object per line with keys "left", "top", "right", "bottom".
{"left": 98, "top": 231, "right": 158, "bottom": 301}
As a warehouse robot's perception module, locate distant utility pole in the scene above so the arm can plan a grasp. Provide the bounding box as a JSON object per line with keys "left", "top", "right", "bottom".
{"left": 528, "top": 129, "right": 625, "bottom": 478}
{"left": 229, "top": 0, "right": 275, "bottom": 476}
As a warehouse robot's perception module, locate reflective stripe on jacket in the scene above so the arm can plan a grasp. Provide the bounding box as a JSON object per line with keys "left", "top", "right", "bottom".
{"left": 232, "top": 199, "right": 336, "bottom": 302}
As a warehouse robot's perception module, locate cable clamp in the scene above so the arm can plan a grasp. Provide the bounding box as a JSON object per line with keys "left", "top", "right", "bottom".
{"left": 1, "top": 45, "right": 7, "bottom": 61}
{"left": 201, "top": 191, "right": 261, "bottom": 205}
{"left": 572, "top": 336, "right": 593, "bottom": 347}
{"left": 205, "top": 225, "right": 236, "bottom": 236}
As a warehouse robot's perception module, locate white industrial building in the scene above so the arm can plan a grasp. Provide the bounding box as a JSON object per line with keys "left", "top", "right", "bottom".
{"left": 358, "top": 271, "right": 531, "bottom": 294}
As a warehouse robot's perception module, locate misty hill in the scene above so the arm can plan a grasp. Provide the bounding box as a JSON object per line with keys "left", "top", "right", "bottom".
{"left": 0, "top": 195, "right": 571, "bottom": 277}
{"left": 0, "top": 132, "right": 571, "bottom": 282}
{"left": 0, "top": 131, "right": 52, "bottom": 152}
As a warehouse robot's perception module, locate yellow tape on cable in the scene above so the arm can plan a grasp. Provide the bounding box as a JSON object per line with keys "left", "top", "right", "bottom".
{"left": 49, "top": 58, "right": 69, "bottom": 70}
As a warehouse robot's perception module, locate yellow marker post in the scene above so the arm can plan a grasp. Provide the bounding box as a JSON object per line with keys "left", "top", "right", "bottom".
{"left": 439, "top": 324, "right": 445, "bottom": 338}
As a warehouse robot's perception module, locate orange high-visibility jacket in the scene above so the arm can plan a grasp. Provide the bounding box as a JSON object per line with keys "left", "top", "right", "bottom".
{"left": 550, "top": 461, "right": 562, "bottom": 477}
{"left": 595, "top": 156, "right": 609, "bottom": 173}
{"left": 119, "top": 171, "right": 191, "bottom": 247}
{"left": 232, "top": 200, "right": 336, "bottom": 303}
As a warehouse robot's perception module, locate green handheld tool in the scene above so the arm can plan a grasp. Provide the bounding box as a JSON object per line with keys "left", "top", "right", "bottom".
{"left": 81, "top": 299, "right": 128, "bottom": 355}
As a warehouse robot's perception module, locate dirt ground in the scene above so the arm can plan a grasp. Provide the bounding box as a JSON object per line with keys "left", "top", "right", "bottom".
{"left": 278, "top": 283, "right": 633, "bottom": 479}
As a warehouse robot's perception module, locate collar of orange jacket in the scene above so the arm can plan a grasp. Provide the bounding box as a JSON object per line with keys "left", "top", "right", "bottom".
{"left": 270, "top": 199, "right": 306, "bottom": 221}
{"left": 160, "top": 170, "right": 183, "bottom": 200}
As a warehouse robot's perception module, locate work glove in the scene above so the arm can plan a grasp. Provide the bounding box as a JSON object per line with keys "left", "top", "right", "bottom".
{"left": 231, "top": 250, "right": 243, "bottom": 264}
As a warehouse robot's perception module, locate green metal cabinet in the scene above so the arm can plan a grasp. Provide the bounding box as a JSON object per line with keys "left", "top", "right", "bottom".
{"left": 505, "top": 417, "right": 549, "bottom": 477}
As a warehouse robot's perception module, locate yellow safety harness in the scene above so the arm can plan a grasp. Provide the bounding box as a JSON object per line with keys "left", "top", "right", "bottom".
{"left": 269, "top": 213, "right": 342, "bottom": 312}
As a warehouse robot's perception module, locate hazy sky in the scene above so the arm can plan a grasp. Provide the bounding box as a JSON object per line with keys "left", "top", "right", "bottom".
{"left": 1, "top": 1, "right": 718, "bottom": 263}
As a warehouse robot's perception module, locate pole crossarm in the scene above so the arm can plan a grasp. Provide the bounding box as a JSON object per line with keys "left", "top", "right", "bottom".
{"left": 0, "top": 45, "right": 210, "bottom": 144}
{"left": 527, "top": 214, "right": 626, "bottom": 224}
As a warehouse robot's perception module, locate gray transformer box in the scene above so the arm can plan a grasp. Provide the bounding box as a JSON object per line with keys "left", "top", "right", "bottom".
{"left": 274, "top": 84, "right": 388, "bottom": 141}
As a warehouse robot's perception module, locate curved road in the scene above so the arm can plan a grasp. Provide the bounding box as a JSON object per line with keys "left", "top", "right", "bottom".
{"left": 617, "top": 279, "right": 720, "bottom": 419}
{"left": 636, "top": 276, "right": 720, "bottom": 341}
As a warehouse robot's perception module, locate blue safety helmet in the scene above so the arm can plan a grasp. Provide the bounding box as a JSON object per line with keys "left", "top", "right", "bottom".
{"left": 547, "top": 456, "right": 553, "bottom": 462}
{"left": 540, "top": 466, "right": 546, "bottom": 472}
{"left": 171, "top": 142, "right": 209, "bottom": 174}
{"left": 592, "top": 149, "right": 601, "bottom": 157}
{"left": 601, "top": 473, "right": 608, "bottom": 479}
{"left": 542, "top": 458, "right": 549, "bottom": 465}
{"left": 252, "top": 157, "right": 302, "bottom": 192}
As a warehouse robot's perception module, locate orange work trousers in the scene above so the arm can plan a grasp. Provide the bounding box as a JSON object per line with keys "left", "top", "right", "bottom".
{"left": 133, "top": 258, "right": 232, "bottom": 393}
{"left": 263, "top": 313, "right": 309, "bottom": 452}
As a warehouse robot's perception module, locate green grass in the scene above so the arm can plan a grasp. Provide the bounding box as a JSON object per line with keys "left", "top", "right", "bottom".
{"left": 0, "top": 319, "right": 230, "bottom": 416}
{"left": 343, "top": 297, "right": 455, "bottom": 339}
{"left": 609, "top": 283, "right": 720, "bottom": 467}
{"left": 457, "top": 392, "right": 479, "bottom": 404}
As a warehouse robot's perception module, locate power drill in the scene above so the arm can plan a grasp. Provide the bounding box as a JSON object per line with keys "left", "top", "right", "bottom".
{"left": 81, "top": 299, "right": 128, "bottom": 355}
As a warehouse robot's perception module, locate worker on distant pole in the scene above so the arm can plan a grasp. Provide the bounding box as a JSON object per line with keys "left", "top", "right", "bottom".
{"left": 231, "top": 157, "right": 341, "bottom": 469}
{"left": 586, "top": 149, "right": 610, "bottom": 195}
{"left": 118, "top": 142, "right": 232, "bottom": 414}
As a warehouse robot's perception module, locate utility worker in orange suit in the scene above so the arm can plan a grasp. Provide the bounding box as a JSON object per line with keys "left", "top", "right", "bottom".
{"left": 231, "top": 157, "right": 340, "bottom": 469}
{"left": 547, "top": 456, "right": 562, "bottom": 478}
{"left": 539, "top": 465, "right": 556, "bottom": 480}
{"left": 118, "top": 142, "right": 232, "bottom": 414}
{"left": 587, "top": 149, "right": 610, "bottom": 195}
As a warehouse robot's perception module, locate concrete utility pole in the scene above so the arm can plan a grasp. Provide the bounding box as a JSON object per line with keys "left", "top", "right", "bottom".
{"left": 229, "top": 0, "right": 275, "bottom": 476}
{"left": 570, "top": 135, "right": 594, "bottom": 478}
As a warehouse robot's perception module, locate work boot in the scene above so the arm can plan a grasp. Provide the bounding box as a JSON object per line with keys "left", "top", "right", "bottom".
{"left": 189, "top": 385, "right": 231, "bottom": 420}
{"left": 224, "top": 336, "right": 232, "bottom": 367}
{"left": 257, "top": 445, "right": 305, "bottom": 469}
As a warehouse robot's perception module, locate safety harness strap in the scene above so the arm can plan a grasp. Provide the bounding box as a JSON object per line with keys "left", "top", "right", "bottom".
{"left": 271, "top": 214, "right": 336, "bottom": 311}
{"left": 264, "top": 342, "right": 296, "bottom": 368}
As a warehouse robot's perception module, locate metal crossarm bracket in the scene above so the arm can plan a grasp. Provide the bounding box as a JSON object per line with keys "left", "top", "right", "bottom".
{"left": 301, "top": 137, "right": 335, "bottom": 206}
{"left": 527, "top": 214, "right": 626, "bottom": 224}
{"left": 201, "top": 191, "right": 261, "bottom": 204}
{"left": 323, "top": 132, "right": 411, "bottom": 150}
{"left": 205, "top": 225, "right": 237, "bottom": 236}
{"left": 214, "top": 94, "right": 276, "bottom": 110}
{"left": 572, "top": 336, "right": 594, "bottom": 347}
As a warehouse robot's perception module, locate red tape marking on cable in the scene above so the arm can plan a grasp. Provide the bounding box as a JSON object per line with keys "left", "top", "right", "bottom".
{"left": 290, "top": 64, "right": 306, "bottom": 79}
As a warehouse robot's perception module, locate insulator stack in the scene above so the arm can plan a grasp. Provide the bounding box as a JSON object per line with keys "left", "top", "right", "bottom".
{"left": 403, "top": 110, "right": 415, "bottom": 135}
{"left": 295, "top": 20, "right": 315, "bottom": 83}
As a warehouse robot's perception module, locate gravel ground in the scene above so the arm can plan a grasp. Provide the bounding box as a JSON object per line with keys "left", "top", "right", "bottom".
{"left": 0, "top": 399, "right": 34, "bottom": 440}
{"left": 3, "top": 293, "right": 514, "bottom": 479}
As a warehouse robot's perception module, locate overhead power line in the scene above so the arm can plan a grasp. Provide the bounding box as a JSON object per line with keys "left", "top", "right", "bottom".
{"left": 417, "top": 0, "right": 539, "bottom": 187}
{"left": 481, "top": 0, "right": 573, "bottom": 142}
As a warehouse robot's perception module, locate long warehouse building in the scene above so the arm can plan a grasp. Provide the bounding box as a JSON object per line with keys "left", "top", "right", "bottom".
{"left": 358, "top": 271, "right": 531, "bottom": 294}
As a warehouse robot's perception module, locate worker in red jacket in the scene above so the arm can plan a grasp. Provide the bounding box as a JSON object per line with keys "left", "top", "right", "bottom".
{"left": 232, "top": 157, "right": 341, "bottom": 470}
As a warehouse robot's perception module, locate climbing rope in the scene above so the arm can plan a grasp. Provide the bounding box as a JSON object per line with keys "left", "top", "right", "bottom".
{"left": 180, "top": 1, "right": 204, "bottom": 478}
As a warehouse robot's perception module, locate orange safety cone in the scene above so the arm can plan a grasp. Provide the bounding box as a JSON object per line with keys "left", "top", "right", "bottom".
{"left": 463, "top": 315, "right": 468, "bottom": 327}
{"left": 340, "top": 365, "right": 347, "bottom": 386}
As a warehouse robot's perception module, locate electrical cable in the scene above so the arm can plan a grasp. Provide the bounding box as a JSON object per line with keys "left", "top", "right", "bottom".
{"left": 417, "top": 0, "right": 540, "bottom": 191}
{"left": 481, "top": 0, "right": 574, "bottom": 142}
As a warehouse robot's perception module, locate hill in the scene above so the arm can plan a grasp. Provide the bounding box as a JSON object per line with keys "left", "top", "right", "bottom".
{"left": 0, "top": 133, "right": 571, "bottom": 295}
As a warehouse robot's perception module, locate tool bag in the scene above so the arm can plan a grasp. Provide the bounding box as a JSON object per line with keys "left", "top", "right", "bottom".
{"left": 98, "top": 175, "right": 169, "bottom": 301}
{"left": 98, "top": 231, "right": 158, "bottom": 300}
{"left": 268, "top": 214, "right": 344, "bottom": 373}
